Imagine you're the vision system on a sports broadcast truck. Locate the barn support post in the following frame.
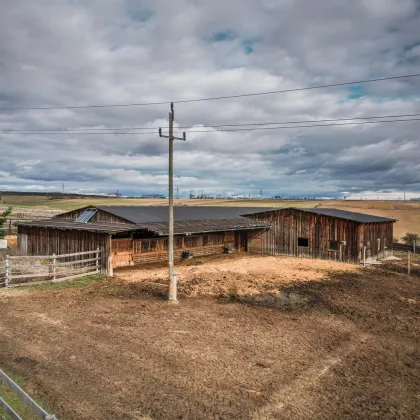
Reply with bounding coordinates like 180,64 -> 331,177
52,253 -> 56,282
96,246 -> 100,273
363,246 -> 366,266
107,255 -> 114,276
408,252 -> 411,275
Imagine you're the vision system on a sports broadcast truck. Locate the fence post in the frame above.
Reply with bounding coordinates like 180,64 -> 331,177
52,253 -> 56,282
108,255 -> 113,276
363,246 -> 366,266
5,256 -> 10,287
96,246 -> 100,273
8,219 -> 12,235
408,251 -> 411,275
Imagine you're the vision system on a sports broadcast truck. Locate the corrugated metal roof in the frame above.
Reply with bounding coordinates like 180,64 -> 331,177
139,218 -> 270,236
289,207 -> 396,223
17,217 -> 270,235
95,205 -> 277,223
16,219 -> 136,233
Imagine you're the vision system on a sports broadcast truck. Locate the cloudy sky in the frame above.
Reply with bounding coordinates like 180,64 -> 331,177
1,0 -> 420,198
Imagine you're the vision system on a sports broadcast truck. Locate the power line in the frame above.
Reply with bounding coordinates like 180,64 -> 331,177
0,131 -> 158,135
2,117 -> 420,134
0,73 -> 419,111
179,112 -> 420,129
2,112 -> 420,132
184,117 -> 420,132
175,73 -> 420,104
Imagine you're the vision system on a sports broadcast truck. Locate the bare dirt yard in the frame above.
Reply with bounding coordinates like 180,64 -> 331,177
0,254 -> 419,419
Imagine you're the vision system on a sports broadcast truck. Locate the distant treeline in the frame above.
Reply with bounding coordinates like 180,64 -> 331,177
0,191 -> 167,199
0,191 -> 110,199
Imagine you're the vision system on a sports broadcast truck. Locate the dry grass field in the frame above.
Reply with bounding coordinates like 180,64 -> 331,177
0,254 -> 419,419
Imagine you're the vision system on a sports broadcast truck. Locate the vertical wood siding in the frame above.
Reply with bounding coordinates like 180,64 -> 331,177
55,208 -> 134,224
17,226 -> 111,269
360,222 -> 394,260
245,208 -> 386,263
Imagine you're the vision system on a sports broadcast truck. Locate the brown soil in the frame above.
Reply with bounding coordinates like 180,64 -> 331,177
0,255 -> 419,419
117,253 -> 358,298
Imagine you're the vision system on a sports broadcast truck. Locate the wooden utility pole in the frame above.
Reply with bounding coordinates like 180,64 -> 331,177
159,103 -> 186,303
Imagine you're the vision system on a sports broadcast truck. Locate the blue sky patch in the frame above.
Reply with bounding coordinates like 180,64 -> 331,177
347,85 -> 365,99
404,41 -> 420,52
242,37 -> 261,54
210,30 -> 237,42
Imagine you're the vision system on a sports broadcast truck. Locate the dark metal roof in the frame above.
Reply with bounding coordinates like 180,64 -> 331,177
139,218 -> 270,236
16,219 -> 136,234
95,205 -> 277,223
17,217 -> 269,235
290,207 -> 397,223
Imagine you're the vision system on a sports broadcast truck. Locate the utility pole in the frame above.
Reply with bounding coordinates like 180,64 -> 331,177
159,103 -> 186,303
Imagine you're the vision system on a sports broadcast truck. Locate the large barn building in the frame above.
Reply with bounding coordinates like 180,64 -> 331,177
17,206 -> 396,271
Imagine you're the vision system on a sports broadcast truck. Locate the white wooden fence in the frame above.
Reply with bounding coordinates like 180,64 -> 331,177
0,248 -> 101,288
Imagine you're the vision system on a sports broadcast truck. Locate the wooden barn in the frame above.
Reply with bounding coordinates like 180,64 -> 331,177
17,206 -> 396,271
16,206 -> 273,271
246,207 -> 396,263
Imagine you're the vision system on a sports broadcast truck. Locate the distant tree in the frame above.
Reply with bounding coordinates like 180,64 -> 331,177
0,207 -> 12,239
401,233 -> 420,245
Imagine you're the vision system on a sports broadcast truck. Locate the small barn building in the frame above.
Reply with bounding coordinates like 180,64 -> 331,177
246,207 -> 396,262
17,206 -> 396,271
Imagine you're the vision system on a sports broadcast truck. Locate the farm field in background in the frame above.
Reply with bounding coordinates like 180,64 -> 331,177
2,195 -> 419,239
0,254 -> 418,419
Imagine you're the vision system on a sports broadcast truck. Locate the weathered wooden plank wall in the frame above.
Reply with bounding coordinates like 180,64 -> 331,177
17,226 -> 110,270
246,209 -> 362,262
56,208 -> 134,224
360,222 -> 394,260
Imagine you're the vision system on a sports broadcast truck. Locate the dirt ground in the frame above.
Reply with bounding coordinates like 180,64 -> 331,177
0,255 -> 419,419
117,254 -> 358,298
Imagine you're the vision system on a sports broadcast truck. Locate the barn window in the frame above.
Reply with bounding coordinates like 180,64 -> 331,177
329,240 -> 340,251
298,237 -> 309,247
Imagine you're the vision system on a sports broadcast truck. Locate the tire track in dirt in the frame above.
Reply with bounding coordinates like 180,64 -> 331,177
251,333 -> 370,419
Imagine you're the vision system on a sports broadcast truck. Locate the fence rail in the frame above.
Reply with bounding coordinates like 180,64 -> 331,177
1,249 -> 101,288
0,368 -> 57,419
393,242 -> 419,253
